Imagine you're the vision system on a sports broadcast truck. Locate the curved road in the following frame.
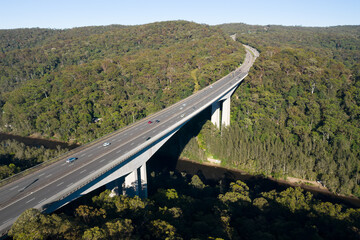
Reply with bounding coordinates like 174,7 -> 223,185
0,45 -> 258,236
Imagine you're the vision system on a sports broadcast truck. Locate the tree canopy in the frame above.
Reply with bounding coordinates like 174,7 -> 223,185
0,21 -> 245,142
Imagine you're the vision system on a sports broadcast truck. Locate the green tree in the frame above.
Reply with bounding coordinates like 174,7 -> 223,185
105,219 -> 134,240
82,226 -> 107,240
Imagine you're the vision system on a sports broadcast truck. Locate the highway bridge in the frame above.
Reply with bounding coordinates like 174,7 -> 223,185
0,45 -> 258,236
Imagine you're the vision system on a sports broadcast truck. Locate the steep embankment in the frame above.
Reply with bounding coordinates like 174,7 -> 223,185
180,24 -> 360,196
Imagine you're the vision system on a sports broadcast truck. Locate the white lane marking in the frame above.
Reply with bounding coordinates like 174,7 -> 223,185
45,174 -> 52,178
80,170 -> 87,174
26,197 -> 35,204
116,149 -> 122,153
140,127 -> 144,130
135,127 -> 138,130
2,218 -> 13,225
80,153 -> 86,157
61,162 -> 67,166
57,182 -> 64,186
130,133 -> 133,136
97,145 -> 102,149
88,153 -> 93,157
130,142 -> 134,146
116,139 -> 122,142
66,183 -> 73,188
152,130 -> 156,133
142,136 -> 146,138
38,173 -> 45,177
10,185 -> 19,191
89,170 -> 95,174
0,190 -> 33,211
38,198 -> 47,204
124,133 -> 127,135
99,159 -> 106,163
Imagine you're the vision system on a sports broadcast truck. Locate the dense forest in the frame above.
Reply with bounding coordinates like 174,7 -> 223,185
0,139 -> 68,180
0,21 -> 245,142
180,24 -> 360,196
9,170 -> 360,239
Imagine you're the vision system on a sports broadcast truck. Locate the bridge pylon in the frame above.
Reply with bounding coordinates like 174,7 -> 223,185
211,85 -> 238,129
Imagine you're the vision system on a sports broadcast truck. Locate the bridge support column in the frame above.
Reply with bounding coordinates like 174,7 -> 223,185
211,101 -> 221,128
139,163 -> 148,198
221,97 -> 231,127
122,162 -> 147,198
217,85 -> 239,129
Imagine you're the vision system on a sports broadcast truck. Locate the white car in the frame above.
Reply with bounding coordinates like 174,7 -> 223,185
103,142 -> 110,147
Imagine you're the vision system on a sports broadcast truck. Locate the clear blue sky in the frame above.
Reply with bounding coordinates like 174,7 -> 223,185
1,0 -> 359,29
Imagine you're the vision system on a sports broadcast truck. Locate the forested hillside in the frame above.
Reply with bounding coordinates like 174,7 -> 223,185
180,24 -> 360,196
0,21 -> 245,142
218,23 -> 360,65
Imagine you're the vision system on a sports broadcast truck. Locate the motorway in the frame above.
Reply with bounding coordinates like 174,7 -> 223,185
0,45 -> 258,235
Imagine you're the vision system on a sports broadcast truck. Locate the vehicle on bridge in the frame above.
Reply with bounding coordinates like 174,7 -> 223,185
66,157 -> 77,163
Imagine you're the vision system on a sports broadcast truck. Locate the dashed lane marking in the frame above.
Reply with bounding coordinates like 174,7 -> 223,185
26,197 -> 35,204
10,185 -> 19,191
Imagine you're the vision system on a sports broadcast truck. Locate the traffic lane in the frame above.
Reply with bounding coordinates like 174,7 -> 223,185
0,157 -> 82,205
1,134 -> 135,211
0,145 -> 125,219
0,116 -> 161,205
